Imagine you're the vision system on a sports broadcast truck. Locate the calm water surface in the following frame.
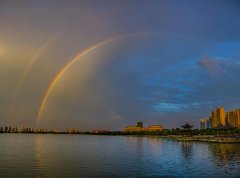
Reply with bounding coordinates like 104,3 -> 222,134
0,134 -> 240,178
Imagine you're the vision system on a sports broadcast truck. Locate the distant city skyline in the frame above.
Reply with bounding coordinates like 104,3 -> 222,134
200,106 -> 240,129
1,0 -> 240,130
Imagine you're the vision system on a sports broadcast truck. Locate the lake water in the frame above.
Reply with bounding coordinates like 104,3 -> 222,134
0,134 -> 240,178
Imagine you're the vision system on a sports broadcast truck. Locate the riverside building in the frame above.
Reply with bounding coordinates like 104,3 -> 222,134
123,122 -> 144,132
123,122 -> 164,132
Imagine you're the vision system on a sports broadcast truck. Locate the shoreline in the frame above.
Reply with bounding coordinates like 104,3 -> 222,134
1,132 -> 240,143
171,135 -> 240,143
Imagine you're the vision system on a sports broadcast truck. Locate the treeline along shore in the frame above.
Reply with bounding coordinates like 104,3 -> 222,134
1,126 -> 240,143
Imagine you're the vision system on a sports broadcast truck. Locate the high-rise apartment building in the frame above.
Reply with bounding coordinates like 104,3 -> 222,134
217,106 -> 225,126
200,119 -> 205,129
225,108 -> 240,128
235,109 -> 240,128
211,106 -> 225,128
206,117 -> 212,129
200,107 -> 240,129
226,110 -> 236,127
211,110 -> 218,128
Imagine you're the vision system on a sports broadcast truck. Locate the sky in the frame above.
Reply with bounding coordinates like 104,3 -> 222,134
1,0 -> 240,130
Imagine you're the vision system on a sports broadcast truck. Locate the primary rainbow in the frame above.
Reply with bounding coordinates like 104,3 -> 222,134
36,32 -> 166,123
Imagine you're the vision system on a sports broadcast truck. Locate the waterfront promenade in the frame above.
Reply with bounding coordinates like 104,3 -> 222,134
172,135 -> 240,143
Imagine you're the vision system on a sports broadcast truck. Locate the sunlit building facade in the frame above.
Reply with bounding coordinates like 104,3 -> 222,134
200,106 -> 240,129
226,110 -> 236,127
217,106 -> 225,126
146,125 -> 164,131
225,108 -> 240,128
123,122 -> 164,132
235,109 -> 240,128
211,110 -> 218,128
211,106 -> 225,128
123,122 -> 144,132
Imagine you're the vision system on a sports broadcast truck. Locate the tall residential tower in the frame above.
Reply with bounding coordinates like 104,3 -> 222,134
211,106 -> 225,128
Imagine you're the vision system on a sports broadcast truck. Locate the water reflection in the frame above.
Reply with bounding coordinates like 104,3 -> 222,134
208,144 -> 240,165
35,135 -> 51,177
181,142 -> 193,161
147,137 -> 162,155
1,135 -> 240,177
136,137 -> 143,159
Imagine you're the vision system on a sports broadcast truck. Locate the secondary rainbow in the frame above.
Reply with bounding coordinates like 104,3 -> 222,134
9,32 -> 63,120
